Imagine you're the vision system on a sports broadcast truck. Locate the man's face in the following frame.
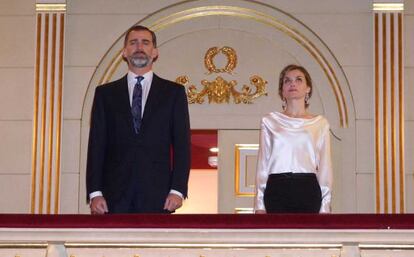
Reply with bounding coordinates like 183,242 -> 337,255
122,30 -> 158,68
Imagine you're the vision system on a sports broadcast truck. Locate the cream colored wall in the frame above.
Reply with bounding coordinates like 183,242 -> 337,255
405,0 -> 414,213
0,0 -> 412,214
0,0 -> 35,212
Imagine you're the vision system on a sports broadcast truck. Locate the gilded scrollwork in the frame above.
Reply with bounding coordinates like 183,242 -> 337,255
176,46 -> 267,104
176,75 -> 207,104
232,75 -> 268,104
202,76 -> 237,104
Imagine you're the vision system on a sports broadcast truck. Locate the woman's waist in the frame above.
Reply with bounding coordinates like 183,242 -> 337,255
268,172 -> 316,178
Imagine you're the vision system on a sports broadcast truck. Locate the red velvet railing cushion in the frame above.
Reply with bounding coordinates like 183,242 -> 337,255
0,214 -> 414,229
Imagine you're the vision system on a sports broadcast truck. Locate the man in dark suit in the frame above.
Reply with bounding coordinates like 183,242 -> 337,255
86,25 -> 191,214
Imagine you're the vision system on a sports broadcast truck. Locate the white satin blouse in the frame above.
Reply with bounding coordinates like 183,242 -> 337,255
254,111 -> 333,213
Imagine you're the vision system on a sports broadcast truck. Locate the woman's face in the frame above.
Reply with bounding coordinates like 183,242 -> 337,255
282,69 -> 310,101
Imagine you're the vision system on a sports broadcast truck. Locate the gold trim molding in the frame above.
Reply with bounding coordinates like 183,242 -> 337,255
359,244 -> 414,250
31,11 -> 65,214
181,75 -> 268,104
3,242 -> 414,250
64,242 -> 342,249
373,3 -> 404,11
36,3 -> 66,12
204,46 -> 237,74
0,243 -> 47,248
234,144 -> 258,197
234,207 -> 254,214
176,46 -> 268,104
2,241 -> 414,250
374,10 -> 405,213
97,5 -> 349,127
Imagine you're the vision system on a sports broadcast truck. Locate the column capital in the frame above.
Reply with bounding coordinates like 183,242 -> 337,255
373,1 -> 404,11
36,0 -> 66,12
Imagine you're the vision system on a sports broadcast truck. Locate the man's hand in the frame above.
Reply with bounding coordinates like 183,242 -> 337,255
163,193 -> 183,212
255,209 -> 266,214
90,196 -> 108,214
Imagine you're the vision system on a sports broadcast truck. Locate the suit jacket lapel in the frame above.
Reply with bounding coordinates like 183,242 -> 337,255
114,75 -> 135,134
141,74 -> 163,130
118,75 -> 131,112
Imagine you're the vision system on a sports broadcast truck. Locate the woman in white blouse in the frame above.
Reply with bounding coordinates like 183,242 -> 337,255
255,64 -> 333,214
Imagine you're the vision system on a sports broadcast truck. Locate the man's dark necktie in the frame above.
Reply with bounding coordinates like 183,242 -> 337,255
131,76 -> 144,134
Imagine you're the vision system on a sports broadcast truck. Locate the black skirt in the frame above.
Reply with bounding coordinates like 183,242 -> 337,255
264,172 -> 322,213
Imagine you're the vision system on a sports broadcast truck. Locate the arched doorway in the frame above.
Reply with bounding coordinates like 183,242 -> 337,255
79,0 -> 355,213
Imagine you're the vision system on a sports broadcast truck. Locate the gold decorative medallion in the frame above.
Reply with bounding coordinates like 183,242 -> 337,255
176,46 -> 267,104
204,46 -> 237,74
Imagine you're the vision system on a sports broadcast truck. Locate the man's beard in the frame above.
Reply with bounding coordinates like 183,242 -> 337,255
129,52 -> 152,68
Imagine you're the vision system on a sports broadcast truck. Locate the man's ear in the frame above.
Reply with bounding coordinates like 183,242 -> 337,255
152,48 -> 159,62
152,48 -> 159,58
121,48 -> 128,62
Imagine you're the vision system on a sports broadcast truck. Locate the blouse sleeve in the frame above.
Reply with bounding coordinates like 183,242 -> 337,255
316,122 -> 333,213
254,118 -> 271,211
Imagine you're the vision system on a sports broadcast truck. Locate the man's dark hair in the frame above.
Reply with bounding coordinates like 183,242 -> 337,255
124,25 -> 157,48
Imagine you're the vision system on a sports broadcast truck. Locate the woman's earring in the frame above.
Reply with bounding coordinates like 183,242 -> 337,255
282,98 -> 287,110
305,93 -> 310,105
